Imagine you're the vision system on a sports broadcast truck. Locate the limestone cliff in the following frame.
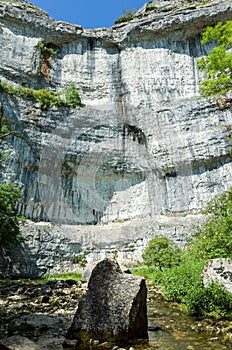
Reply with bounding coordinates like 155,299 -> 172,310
0,0 -> 232,272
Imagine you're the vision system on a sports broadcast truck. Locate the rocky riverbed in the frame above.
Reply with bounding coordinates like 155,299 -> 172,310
0,279 -> 85,349
0,280 -> 232,350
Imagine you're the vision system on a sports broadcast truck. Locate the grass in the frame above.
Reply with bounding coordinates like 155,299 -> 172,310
44,272 -> 82,282
0,273 -> 82,286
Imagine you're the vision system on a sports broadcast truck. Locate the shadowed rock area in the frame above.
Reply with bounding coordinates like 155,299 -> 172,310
65,259 -> 148,347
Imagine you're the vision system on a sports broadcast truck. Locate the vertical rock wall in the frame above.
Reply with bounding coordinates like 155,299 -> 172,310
0,0 -> 232,271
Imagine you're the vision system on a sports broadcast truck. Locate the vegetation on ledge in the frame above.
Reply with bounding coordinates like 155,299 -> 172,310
0,81 -> 82,110
114,9 -> 136,25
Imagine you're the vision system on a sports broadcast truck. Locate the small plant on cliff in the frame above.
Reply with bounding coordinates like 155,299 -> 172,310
114,9 -> 136,25
198,20 -> 232,97
65,82 -> 82,108
39,42 -> 58,79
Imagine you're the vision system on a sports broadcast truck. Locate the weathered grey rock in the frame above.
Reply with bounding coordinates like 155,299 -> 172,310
0,0 -> 232,225
0,336 -> 39,350
66,259 -> 148,346
203,258 -> 232,293
82,259 -> 130,283
0,0 -> 232,274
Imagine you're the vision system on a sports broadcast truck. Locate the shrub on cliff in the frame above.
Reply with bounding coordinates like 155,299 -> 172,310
65,82 -> 81,108
198,20 -> 232,96
114,9 -> 136,24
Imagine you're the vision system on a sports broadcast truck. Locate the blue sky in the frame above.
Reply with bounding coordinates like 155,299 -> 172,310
31,1 -> 146,28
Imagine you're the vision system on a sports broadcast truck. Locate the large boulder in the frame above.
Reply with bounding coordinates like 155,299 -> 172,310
203,258 -> 232,293
66,258 -> 148,346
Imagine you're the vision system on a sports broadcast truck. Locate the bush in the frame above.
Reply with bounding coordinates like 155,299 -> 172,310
0,184 -> 22,247
141,188 -> 232,318
163,260 -> 205,303
65,82 -> 81,108
142,236 -> 182,271
190,187 -> 232,259
131,265 -> 164,284
184,282 -> 232,316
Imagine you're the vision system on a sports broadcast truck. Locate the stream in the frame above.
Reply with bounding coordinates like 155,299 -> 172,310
136,289 -> 230,350
0,281 -> 231,349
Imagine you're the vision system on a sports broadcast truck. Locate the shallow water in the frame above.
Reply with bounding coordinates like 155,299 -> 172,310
134,292 -> 230,350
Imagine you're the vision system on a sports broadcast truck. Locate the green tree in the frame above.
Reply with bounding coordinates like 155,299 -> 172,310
0,183 -> 22,247
190,187 -> 232,259
0,106 -> 22,248
198,21 -> 232,96
142,236 -> 182,271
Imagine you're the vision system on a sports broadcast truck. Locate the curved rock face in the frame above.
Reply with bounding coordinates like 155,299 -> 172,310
0,1 -> 232,226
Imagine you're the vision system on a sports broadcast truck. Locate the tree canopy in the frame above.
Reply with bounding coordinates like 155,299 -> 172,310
0,105 -> 22,248
198,20 -> 232,97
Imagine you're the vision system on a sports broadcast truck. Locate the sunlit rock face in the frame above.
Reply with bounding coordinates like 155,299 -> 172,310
0,0 -> 232,228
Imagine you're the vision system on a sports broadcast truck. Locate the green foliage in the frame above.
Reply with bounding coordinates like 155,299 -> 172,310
72,252 -> 86,266
146,5 -> 157,12
132,265 -> 164,285
198,21 -> 232,97
0,81 -> 82,110
190,187 -> 232,259
114,9 -> 136,25
139,187 -> 232,317
163,259 -> 205,304
65,82 -> 82,108
0,115 -> 13,139
0,183 -> 22,247
184,282 -> 232,316
142,236 -> 182,271
39,42 -> 57,59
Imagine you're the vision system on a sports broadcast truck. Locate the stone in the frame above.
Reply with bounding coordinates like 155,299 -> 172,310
66,259 -> 148,346
62,339 -> 78,348
38,295 -> 50,304
82,260 -> 131,284
0,336 -> 39,350
203,258 -> 232,293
